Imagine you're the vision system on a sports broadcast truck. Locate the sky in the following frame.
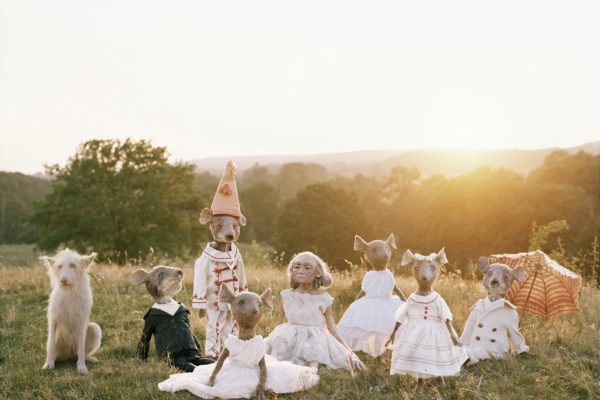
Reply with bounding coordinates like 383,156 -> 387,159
1,0 -> 599,174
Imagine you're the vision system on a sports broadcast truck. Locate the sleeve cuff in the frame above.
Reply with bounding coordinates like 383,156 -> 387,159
192,302 -> 207,309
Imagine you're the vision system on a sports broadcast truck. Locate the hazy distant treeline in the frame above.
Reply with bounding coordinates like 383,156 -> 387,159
232,150 -> 599,277
1,140 -> 598,280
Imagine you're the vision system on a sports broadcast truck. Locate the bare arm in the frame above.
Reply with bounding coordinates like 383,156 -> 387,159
324,305 -> 351,350
355,290 -> 365,300
445,320 -> 462,346
255,357 -> 268,400
393,285 -> 407,301
207,348 -> 229,386
324,305 -> 367,371
385,322 -> 401,347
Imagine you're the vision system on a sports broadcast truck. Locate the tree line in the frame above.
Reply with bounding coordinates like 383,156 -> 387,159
1,139 -> 598,280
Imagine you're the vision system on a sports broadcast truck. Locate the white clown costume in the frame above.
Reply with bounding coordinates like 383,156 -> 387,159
192,243 -> 247,357
158,335 -> 319,399
460,297 -> 529,364
192,160 -> 248,358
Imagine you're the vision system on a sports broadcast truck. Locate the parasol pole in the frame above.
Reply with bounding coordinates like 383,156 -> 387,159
519,264 -> 539,328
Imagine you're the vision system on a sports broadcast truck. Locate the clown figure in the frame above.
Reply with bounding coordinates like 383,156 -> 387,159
192,160 -> 248,358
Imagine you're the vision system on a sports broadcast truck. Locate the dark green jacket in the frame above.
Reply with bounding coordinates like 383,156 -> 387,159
136,304 -> 200,359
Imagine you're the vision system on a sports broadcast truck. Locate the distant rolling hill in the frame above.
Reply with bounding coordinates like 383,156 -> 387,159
190,141 -> 600,177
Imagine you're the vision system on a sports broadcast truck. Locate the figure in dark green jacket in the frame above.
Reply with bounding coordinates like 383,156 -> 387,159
131,266 -> 214,372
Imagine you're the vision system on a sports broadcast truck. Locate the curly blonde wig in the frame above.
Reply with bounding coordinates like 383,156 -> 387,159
287,251 -> 333,289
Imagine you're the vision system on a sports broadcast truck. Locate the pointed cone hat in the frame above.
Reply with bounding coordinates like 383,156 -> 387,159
211,160 -> 243,218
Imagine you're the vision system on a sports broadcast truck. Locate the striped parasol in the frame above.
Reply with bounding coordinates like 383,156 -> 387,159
490,250 -> 582,321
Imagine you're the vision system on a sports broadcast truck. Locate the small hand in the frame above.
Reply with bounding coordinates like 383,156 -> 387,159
350,354 -> 367,372
198,309 -> 206,318
207,374 -> 216,387
385,335 -> 394,347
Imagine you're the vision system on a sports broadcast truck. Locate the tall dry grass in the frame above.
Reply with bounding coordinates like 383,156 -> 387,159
0,253 -> 598,399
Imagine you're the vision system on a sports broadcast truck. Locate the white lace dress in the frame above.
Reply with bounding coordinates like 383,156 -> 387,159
390,292 -> 468,379
158,335 -> 319,399
265,290 -> 352,369
338,269 -> 404,356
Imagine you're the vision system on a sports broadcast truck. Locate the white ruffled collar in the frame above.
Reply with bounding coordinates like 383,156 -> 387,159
202,242 -> 239,265
151,299 -> 180,316
410,291 -> 439,302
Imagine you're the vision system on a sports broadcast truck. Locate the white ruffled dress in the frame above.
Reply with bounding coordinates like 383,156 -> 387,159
390,292 -> 468,379
265,289 -> 352,369
338,269 -> 404,357
158,335 -> 319,399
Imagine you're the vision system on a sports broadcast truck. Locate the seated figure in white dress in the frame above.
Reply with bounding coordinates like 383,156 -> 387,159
338,234 -> 406,357
265,251 -> 367,372
387,248 -> 468,386
158,285 -> 319,399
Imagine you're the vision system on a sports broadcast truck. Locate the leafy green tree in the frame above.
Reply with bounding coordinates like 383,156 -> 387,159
274,183 -> 369,268
0,172 -> 51,243
239,180 -> 282,244
241,163 -> 273,187
30,139 -> 208,264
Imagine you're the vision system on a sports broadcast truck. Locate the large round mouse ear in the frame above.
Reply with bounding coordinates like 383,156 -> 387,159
512,265 -> 527,283
435,248 -> 448,266
477,256 -> 491,273
219,284 -> 236,304
401,249 -> 415,266
386,233 -> 397,250
354,235 -> 368,252
260,288 -> 273,310
199,208 -> 213,225
130,269 -> 149,285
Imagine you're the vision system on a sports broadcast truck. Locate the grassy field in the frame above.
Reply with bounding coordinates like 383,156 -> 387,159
0,245 -> 599,400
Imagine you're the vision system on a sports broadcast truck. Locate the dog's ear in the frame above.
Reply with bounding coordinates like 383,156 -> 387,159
260,288 -> 273,310
238,214 -> 247,227
219,284 -> 236,304
80,253 -> 97,269
199,208 -> 213,225
130,269 -> 149,285
39,256 -> 55,268
354,235 -> 368,252
386,233 -> 397,250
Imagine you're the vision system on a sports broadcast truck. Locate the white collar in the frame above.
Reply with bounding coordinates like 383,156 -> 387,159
410,291 -> 438,302
476,297 -> 516,314
203,242 -> 239,265
152,299 -> 180,316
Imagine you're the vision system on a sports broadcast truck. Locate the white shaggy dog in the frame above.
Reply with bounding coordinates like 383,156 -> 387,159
40,249 -> 102,373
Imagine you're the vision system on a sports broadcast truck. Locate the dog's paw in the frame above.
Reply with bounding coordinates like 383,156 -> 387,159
86,356 -> 98,363
42,361 -> 55,370
77,362 -> 89,374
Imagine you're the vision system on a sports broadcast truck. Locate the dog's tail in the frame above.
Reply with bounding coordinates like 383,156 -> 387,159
86,322 -> 102,356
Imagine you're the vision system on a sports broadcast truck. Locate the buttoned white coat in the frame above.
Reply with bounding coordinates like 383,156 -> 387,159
460,297 -> 529,364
